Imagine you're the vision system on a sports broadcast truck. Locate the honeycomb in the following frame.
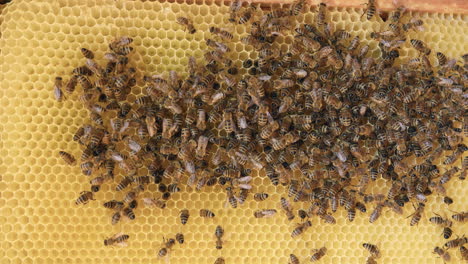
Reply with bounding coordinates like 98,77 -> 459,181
1,0 -> 467,263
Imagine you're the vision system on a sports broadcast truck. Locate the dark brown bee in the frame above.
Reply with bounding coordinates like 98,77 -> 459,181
364,0 -> 376,20
362,243 -> 380,258
390,5 -> 405,22
65,75 -> 78,94
410,39 -> 431,55
122,207 -> 135,220
290,0 -> 305,16
75,191 -> 94,205
461,246 -> 468,261
409,203 -> 425,226
72,65 -> 93,76
433,246 -> 450,262
177,17 -> 196,34
254,192 -> 269,201
281,197 -> 295,221
111,211 -> 121,225
142,198 -> 166,209
291,220 -> 312,238
215,225 -> 224,249
452,211 -> 468,222
175,233 -> 184,244
116,176 -> 133,191
214,257 -> 225,264
316,3 -> 327,26
369,202 -> 384,223
289,253 -> 300,264
254,209 -> 277,218
366,256 -> 377,264
429,214 -> 452,227
53,77 -> 65,102
442,227 -> 453,239
445,237 -> 468,248
210,27 -> 233,40
226,187 -> 237,208
80,48 -> 94,59
310,247 -> 327,262
238,6 -> 255,24
200,209 -> 215,218
59,151 -> 76,165
104,233 -> 129,247
158,238 -> 176,258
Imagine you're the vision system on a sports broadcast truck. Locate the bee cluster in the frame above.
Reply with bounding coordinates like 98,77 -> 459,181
54,0 -> 467,262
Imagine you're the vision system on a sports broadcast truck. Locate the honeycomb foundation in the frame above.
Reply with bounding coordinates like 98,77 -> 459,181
0,0 -> 467,263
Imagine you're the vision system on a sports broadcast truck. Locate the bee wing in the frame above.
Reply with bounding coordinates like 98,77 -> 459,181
112,232 -> 126,239
115,241 -> 128,247
54,86 -> 65,101
238,184 -> 252,190
111,152 -> 124,162
143,198 -> 157,207
238,176 -> 252,183
120,120 -> 130,134
128,139 -> 142,152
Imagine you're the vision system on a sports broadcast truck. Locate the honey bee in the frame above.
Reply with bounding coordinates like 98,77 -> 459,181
65,75 -> 78,94
158,237 -> 176,257
280,197 -> 295,221
452,211 -> 468,222
291,0 -> 305,16
225,187 -> 237,208
429,214 -> 453,227
175,233 -> 184,244
221,110 -> 236,133
195,135 -> 209,160
111,211 -> 121,225
410,39 -> 431,55
254,209 -> 278,218
291,220 -> 312,238
115,176 -> 133,191
433,246 -> 450,262
122,206 -> 135,220
254,193 -> 269,201
402,18 -> 424,32
214,257 -> 225,264
180,209 -> 189,225
75,191 -> 94,205
228,0 -> 241,21
320,213 -> 337,224
442,227 -> 453,239
59,151 -> 76,165
461,246 -> 468,261
103,200 -> 124,210
366,256 -> 377,264
238,5 -> 256,24
112,36 -> 133,46
445,237 -> 468,249
215,225 -> 224,249
200,209 -> 215,218
289,253 -> 300,264
409,202 -> 425,226
369,202 -> 384,223
53,77 -> 65,102
210,27 -> 233,40
177,17 -> 196,34
443,196 -> 453,205
316,3 -> 327,25
104,233 -> 129,247
310,247 -> 327,262
362,243 -> 380,258
273,79 -> 294,89
142,198 -> 166,209
279,96 -> 293,114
